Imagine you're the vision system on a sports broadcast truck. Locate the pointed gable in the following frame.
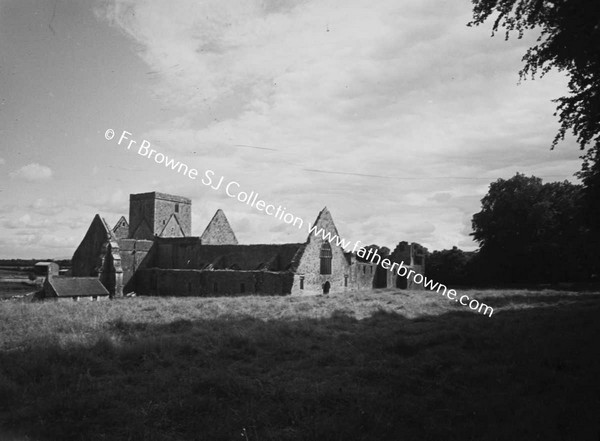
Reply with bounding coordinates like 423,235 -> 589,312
305,207 -> 341,244
200,209 -> 238,245
132,218 -> 154,240
295,207 -> 350,292
159,213 -> 185,238
72,215 -> 112,276
71,214 -> 123,296
112,216 -> 129,239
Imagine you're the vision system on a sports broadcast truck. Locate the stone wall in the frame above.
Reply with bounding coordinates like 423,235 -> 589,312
350,261 -> 376,290
134,268 -> 293,296
386,267 -> 425,290
72,214 -> 123,296
129,192 -> 191,240
155,237 -> 201,268
129,194 -> 155,240
118,239 -> 155,290
155,195 -> 191,237
293,208 -> 351,295
112,217 -> 129,239
200,209 -> 238,245
386,241 -> 426,290
154,238 -> 302,272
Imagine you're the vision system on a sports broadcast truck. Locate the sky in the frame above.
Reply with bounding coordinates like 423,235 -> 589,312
0,0 -> 584,259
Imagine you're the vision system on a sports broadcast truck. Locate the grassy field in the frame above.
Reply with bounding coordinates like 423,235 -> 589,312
0,289 -> 599,441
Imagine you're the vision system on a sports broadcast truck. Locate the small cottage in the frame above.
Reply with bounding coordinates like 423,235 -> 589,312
43,276 -> 110,301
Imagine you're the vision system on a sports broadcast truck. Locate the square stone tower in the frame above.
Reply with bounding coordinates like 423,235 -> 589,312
128,192 -> 191,240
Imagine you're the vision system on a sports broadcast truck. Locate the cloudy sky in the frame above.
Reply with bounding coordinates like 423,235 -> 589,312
0,0 -> 583,259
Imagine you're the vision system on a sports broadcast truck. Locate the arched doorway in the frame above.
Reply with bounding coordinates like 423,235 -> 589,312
322,281 -> 331,294
396,275 -> 407,289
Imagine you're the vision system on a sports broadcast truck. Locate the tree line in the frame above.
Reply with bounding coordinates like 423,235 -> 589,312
446,0 -> 600,281
424,1 -> 600,287
426,173 -> 598,286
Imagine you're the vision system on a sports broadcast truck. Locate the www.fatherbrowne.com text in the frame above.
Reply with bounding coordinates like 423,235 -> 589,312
104,129 -> 493,317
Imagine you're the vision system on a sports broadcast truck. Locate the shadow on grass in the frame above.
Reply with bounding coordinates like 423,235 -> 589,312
477,292 -> 600,308
1,301 -> 600,441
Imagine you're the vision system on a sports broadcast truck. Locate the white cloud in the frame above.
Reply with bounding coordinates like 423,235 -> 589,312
3,214 -> 52,230
0,157 -> 5,165
9,163 -> 53,181
86,188 -> 129,215
28,198 -> 72,216
95,0 -> 583,251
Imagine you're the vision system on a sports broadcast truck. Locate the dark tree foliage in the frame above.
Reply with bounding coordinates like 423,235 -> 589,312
471,173 -> 591,283
470,0 -> 600,151
470,0 -> 600,275
426,247 -> 473,286
578,147 -> 600,269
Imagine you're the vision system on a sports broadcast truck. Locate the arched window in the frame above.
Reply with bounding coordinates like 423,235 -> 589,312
320,242 -> 332,275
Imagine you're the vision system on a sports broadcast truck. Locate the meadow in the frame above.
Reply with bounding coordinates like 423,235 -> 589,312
0,288 -> 599,441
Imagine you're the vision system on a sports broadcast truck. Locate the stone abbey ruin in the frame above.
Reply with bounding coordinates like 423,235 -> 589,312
69,191 -> 425,297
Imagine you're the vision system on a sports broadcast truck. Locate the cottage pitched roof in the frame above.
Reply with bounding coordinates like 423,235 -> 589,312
46,277 -> 109,297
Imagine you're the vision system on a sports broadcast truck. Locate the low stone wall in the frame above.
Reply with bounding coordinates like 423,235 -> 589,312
134,269 -> 294,296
